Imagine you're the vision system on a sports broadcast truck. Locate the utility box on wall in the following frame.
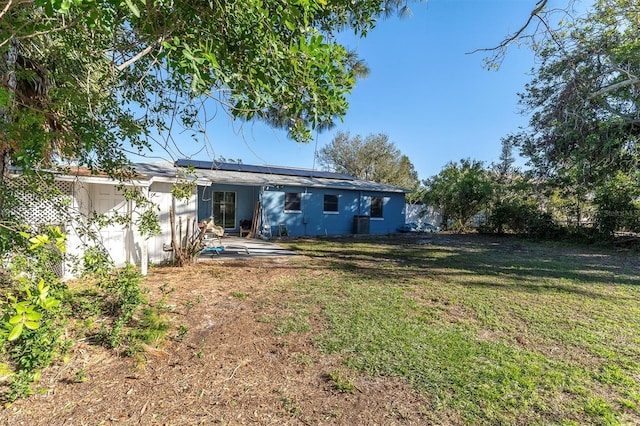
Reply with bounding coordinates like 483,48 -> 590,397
353,215 -> 370,234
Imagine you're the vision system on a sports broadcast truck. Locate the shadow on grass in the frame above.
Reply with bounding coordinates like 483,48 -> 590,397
284,234 -> 640,297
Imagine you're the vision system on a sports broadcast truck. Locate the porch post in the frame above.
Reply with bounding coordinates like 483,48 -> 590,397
140,186 -> 149,276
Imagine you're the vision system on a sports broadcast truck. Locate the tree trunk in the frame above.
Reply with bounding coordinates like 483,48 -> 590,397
0,38 -> 18,179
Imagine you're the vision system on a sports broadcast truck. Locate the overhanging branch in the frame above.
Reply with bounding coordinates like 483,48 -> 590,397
116,38 -> 163,71
467,0 -> 548,56
590,77 -> 640,99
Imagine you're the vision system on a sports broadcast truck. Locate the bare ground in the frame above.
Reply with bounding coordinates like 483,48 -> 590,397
1,254 -> 436,425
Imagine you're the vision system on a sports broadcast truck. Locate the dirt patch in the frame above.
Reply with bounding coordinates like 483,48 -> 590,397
1,256 -> 437,425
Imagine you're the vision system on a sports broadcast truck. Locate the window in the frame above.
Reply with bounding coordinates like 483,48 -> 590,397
370,196 -> 384,218
284,192 -> 301,212
323,194 -> 338,213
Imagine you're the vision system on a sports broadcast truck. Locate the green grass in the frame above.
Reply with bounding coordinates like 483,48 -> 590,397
326,369 -> 356,393
280,235 -> 640,425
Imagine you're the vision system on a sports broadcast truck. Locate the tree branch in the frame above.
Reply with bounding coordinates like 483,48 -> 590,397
590,77 -> 640,99
0,0 -> 14,21
0,0 -> 35,20
116,38 -> 163,71
0,21 -> 76,49
467,0 -> 548,56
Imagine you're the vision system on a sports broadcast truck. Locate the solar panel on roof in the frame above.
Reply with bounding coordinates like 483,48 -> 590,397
174,159 -> 355,180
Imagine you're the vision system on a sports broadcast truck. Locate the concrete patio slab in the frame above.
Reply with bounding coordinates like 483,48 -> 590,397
199,236 -> 297,259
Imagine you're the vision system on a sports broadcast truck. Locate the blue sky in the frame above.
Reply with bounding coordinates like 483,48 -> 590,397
144,1 -> 571,180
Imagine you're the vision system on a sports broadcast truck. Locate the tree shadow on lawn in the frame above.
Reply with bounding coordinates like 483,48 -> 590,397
287,234 -> 640,297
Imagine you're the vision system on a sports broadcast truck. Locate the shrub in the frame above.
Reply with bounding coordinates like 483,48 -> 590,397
0,227 -> 67,402
95,264 -> 147,349
484,199 -> 562,239
594,172 -> 640,237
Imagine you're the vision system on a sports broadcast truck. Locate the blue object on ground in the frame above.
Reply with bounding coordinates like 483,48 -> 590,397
203,246 -> 224,253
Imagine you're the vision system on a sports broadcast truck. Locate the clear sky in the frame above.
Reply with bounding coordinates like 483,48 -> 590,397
142,0 -> 572,181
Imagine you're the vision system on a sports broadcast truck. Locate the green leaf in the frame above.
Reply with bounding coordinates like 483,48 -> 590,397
8,323 -> 23,341
204,53 -> 219,69
25,311 -> 42,321
14,302 -> 28,314
29,234 -> 50,250
60,0 -> 72,12
183,49 -> 194,62
43,298 -> 61,309
9,315 -> 22,325
24,321 -> 41,330
124,0 -> 140,18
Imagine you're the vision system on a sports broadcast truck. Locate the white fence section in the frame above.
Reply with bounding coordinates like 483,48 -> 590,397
405,204 -> 443,227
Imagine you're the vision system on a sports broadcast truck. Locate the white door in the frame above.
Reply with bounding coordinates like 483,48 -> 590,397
92,184 -> 129,266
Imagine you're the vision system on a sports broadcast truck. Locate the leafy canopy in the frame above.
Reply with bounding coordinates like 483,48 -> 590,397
512,0 -> 639,184
422,159 -> 493,231
0,0 -> 420,176
317,131 -> 419,190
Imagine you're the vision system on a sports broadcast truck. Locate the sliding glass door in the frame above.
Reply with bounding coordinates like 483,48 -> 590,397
213,191 -> 236,229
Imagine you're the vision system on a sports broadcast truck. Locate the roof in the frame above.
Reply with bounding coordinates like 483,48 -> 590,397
8,165 -> 151,186
133,161 -> 411,194
174,159 -> 356,181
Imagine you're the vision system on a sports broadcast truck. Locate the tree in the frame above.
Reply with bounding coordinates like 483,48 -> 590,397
422,159 -> 493,231
0,5 -> 141,178
493,137 -> 516,180
0,0 -> 579,179
317,131 -> 419,189
509,0 -> 640,236
514,0 -> 640,180
0,0 -> 420,180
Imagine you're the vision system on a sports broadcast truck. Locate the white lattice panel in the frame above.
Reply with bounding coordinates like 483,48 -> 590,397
10,179 -> 73,227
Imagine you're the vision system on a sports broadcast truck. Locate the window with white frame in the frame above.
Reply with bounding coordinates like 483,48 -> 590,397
323,194 -> 338,213
284,192 -> 301,212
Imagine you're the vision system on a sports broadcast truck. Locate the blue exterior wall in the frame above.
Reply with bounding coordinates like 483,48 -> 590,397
197,183 -> 406,236
261,186 -> 406,236
197,184 -> 260,233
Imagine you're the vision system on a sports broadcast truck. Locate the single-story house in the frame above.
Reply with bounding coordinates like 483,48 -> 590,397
9,160 -> 410,277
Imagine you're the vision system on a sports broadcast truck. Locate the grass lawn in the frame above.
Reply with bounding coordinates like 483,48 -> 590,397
275,234 -> 640,425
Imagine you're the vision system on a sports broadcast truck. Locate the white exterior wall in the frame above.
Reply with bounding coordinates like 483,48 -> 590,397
147,182 -> 198,265
62,180 -> 92,280
65,179 -> 199,272
64,180 -> 151,275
